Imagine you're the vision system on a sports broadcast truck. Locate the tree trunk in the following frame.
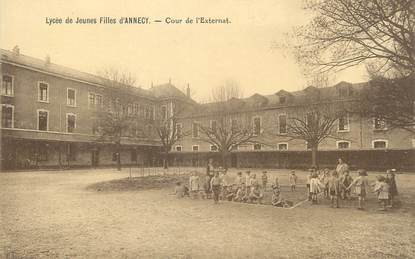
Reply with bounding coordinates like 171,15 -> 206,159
221,151 -> 228,169
163,152 -> 169,169
311,145 -> 318,169
116,143 -> 121,171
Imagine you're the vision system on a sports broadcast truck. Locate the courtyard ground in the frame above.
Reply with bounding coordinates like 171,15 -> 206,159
1,168 -> 414,258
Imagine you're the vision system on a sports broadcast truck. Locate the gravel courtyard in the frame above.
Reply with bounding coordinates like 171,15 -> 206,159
1,169 -> 414,258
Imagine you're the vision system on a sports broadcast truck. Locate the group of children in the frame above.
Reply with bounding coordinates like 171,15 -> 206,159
174,167 -> 399,211
306,168 -> 399,210
175,169 -> 295,207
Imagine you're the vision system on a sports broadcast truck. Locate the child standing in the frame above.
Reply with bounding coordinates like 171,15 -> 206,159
347,169 -> 370,210
235,172 -> 244,188
340,171 -> 353,200
374,176 -> 390,211
189,171 -> 200,199
309,173 -> 323,204
245,171 -> 251,194
386,170 -> 398,208
306,169 -> 313,201
289,171 -> 298,192
261,171 -> 268,191
210,172 -> 222,204
327,171 -> 343,208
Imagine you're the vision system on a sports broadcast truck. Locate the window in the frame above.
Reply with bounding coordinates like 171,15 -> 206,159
176,123 -> 182,138
278,114 -> 287,134
67,144 -> 77,161
278,143 -> 288,150
175,146 -> 182,152
149,106 -> 155,120
133,103 -> 139,115
38,82 -> 49,102
161,105 -> 167,120
210,120 -> 217,133
1,104 -> 14,128
339,87 -> 349,97
338,114 -> 349,132
92,121 -> 99,135
337,141 -> 350,149
253,117 -> 261,135
96,94 -> 103,107
192,122 -> 199,138
66,113 -> 76,133
112,152 -> 118,161
88,93 -> 96,107
279,96 -> 286,104
67,88 -> 76,107
192,145 -> 199,152
2,75 -> 14,96
131,149 -> 137,162
210,145 -> 218,151
37,110 -> 49,131
253,144 -> 262,150
372,140 -> 388,149
374,117 -> 387,130
127,104 -> 133,115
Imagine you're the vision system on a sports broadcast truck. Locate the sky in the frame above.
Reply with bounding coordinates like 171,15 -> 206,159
0,0 -> 368,101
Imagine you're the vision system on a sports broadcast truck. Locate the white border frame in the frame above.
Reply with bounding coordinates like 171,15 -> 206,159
37,109 -> 49,131
1,74 -> 14,97
66,88 -> 77,107
336,140 -> 351,149
37,81 -> 49,103
1,104 -> 14,128
66,113 -> 77,133
372,139 -> 388,149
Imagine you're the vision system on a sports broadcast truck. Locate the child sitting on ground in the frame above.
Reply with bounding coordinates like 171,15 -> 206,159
261,171 -> 268,191
234,183 -> 247,202
174,182 -> 186,198
374,176 -> 390,211
248,184 -> 263,204
225,185 -> 236,201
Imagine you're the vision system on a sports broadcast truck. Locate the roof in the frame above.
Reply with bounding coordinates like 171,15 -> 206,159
0,48 -> 155,99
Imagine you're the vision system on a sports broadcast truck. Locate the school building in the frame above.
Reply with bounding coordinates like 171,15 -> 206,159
1,47 -> 414,171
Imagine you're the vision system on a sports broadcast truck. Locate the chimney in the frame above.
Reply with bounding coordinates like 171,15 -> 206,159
186,83 -> 190,98
45,55 -> 51,65
12,45 -> 20,55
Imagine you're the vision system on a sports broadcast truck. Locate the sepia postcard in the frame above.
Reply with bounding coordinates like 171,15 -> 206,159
0,0 -> 414,258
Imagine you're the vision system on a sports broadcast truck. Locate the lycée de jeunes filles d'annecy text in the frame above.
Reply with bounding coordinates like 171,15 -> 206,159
45,17 -> 231,25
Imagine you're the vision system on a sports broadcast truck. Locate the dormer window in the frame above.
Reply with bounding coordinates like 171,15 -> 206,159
279,96 -> 286,104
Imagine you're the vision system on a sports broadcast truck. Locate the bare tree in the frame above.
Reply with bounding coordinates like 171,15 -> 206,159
292,0 -> 414,76
282,103 -> 344,168
94,108 -> 132,171
306,72 -> 335,88
198,81 -> 257,168
98,67 -> 138,87
155,106 -> 190,169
